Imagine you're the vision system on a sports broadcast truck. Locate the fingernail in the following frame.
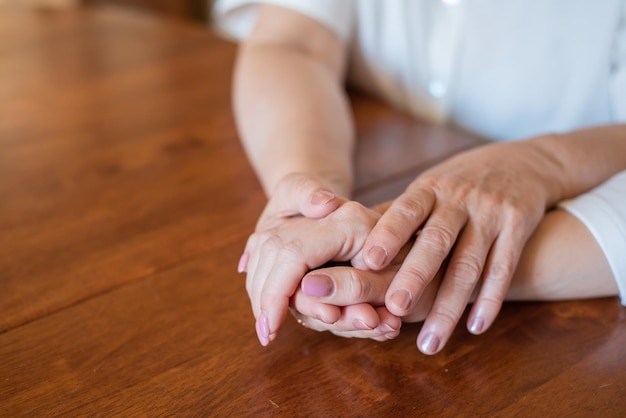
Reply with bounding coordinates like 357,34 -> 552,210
318,314 -> 333,324
256,311 -> 270,346
379,323 -> 395,333
353,319 -> 373,330
302,274 -> 333,297
390,289 -> 412,311
311,190 -> 335,206
419,333 -> 440,355
469,317 -> 485,334
385,331 -> 398,340
237,252 -> 249,273
365,245 -> 387,268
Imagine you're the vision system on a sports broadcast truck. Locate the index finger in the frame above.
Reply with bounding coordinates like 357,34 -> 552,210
359,186 -> 435,270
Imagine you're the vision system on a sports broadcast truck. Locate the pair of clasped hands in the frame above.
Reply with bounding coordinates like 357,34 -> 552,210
239,142 -> 554,354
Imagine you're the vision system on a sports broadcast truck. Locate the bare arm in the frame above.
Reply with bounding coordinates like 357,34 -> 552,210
234,5 -> 360,346
531,125 -> 626,205
507,208 -> 617,301
234,4 -> 354,197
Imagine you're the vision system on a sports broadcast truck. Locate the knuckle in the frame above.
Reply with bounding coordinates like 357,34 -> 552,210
477,293 -> 505,313
398,265 -> 430,289
393,194 -> 427,224
374,223 -> 406,247
479,191 -> 505,209
449,255 -> 483,286
336,200 -> 366,218
335,201 -> 376,230
487,259 -> 514,283
278,239 -> 304,262
418,175 -> 441,191
474,209 -> 497,231
505,202 -> 527,222
260,233 -> 283,253
346,269 -> 371,301
420,225 -> 455,252
433,303 -> 461,329
455,181 -> 474,199
498,198 -> 531,226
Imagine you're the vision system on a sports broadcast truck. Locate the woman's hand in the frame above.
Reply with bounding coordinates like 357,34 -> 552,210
239,173 -> 343,273
356,140 -> 564,354
243,175 -> 380,346
289,241 -> 441,341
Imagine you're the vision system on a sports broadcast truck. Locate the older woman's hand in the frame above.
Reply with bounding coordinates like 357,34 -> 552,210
355,140 -> 563,354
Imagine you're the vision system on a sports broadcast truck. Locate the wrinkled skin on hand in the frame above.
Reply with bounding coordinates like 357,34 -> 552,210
354,140 -> 560,354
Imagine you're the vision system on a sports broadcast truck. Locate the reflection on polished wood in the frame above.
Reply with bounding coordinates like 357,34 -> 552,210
1,5 -> 625,417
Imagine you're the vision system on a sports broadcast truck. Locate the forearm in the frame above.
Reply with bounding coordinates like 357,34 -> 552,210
509,125 -> 626,300
507,208 -> 618,301
234,12 -> 354,197
529,124 -> 626,206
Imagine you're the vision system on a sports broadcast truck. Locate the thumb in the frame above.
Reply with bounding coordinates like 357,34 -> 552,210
258,174 -> 343,229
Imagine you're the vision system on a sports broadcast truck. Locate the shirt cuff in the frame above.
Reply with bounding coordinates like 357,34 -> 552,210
558,170 -> 626,305
212,0 -> 354,43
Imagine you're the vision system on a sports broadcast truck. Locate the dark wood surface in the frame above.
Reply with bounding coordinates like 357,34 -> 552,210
83,0 -> 209,21
1,5 -> 624,417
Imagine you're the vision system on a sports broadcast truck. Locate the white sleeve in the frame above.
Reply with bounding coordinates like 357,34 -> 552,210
558,170 -> 626,305
212,0 -> 354,43
609,1 -> 626,122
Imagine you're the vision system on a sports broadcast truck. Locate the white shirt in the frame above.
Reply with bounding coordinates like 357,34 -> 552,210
213,0 -> 626,303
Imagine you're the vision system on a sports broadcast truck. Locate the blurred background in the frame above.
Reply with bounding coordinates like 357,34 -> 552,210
0,0 -> 214,21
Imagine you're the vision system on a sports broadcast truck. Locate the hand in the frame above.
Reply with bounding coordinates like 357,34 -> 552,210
242,175 -> 379,346
355,140 -> 561,354
289,241 -> 441,341
238,173 -> 343,274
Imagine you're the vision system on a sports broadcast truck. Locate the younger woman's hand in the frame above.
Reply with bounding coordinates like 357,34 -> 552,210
243,182 -> 380,346
240,174 -> 343,273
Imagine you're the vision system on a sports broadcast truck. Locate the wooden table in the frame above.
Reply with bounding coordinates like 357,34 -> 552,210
1,5 -> 625,417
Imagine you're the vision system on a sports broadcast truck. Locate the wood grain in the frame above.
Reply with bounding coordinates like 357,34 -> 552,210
0,5 -> 624,417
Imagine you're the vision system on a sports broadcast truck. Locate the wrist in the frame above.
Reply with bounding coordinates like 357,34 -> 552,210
524,135 -> 568,207
526,126 -> 626,205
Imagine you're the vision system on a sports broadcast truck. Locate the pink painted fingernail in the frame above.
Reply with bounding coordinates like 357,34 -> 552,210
302,274 -> 333,297
366,245 -> 387,268
256,311 -> 270,346
390,289 -> 412,311
237,252 -> 249,273
310,190 -> 335,206
419,333 -> 440,355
